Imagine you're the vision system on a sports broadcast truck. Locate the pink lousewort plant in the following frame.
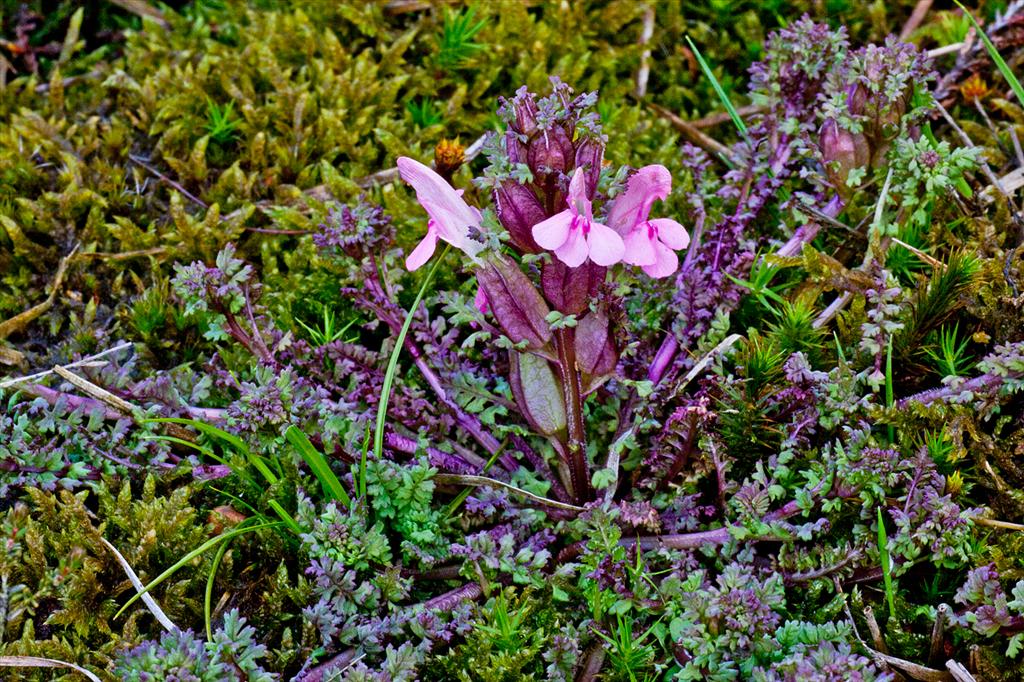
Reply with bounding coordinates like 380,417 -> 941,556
395,79 -> 692,503
607,164 -> 691,278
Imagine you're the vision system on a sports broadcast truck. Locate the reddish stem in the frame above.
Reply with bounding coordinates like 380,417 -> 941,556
555,327 -> 591,504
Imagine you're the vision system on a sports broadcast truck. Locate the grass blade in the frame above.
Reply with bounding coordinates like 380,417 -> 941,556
373,245 -> 450,463
360,422 -> 370,500
267,499 -> 302,534
99,537 -> 179,633
685,36 -> 751,144
877,507 -> 897,619
205,536 -> 234,641
144,417 -> 279,485
286,424 -> 352,508
0,656 -> 101,682
955,2 -> 1024,106
114,522 -> 283,621
886,339 -> 895,444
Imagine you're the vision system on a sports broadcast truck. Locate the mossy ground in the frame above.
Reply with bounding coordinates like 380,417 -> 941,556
3,1 -> 1024,680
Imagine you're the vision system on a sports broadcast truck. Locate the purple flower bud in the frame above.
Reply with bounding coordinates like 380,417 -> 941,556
541,259 -> 605,315
493,182 -> 545,253
476,255 -> 552,349
819,118 -> 870,195
510,85 -> 540,135
527,125 -> 574,180
574,138 -> 604,201
845,83 -> 868,117
505,129 -> 528,166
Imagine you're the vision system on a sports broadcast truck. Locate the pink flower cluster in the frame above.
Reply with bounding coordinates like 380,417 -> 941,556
397,158 -> 689,278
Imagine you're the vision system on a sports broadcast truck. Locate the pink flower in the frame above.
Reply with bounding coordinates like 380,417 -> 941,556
531,168 -> 625,268
397,157 -> 484,271
607,164 -> 690,278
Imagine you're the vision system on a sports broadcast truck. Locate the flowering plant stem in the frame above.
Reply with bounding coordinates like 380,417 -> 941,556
554,327 -> 591,503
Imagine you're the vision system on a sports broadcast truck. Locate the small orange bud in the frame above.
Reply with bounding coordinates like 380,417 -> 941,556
960,73 -> 990,102
433,139 -> 465,182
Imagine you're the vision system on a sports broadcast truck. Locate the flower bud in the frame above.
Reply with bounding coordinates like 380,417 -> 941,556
509,85 -> 540,136
494,182 -> 545,253
505,129 -> 528,166
527,126 -> 574,180
433,139 -> 464,183
574,310 -> 617,392
541,259 -> 605,315
574,138 -> 604,201
819,118 -> 870,196
845,83 -> 868,117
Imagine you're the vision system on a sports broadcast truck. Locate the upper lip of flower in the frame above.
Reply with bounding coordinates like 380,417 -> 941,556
397,156 -> 484,270
606,165 -> 690,278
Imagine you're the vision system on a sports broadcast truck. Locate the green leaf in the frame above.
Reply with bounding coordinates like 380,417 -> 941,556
685,35 -> 750,145
285,425 -> 352,508
877,507 -> 896,620
144,417 -> 279,486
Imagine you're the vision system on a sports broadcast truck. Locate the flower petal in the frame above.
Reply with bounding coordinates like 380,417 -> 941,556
532,210 -> 574,251
586,221 -> 625,266
398,156 -> 482,256
566,167 -> 588,208
621,226 -> 657,266
606,164 -> 672,235
649,218 -> 690,250
554,225 -> 589,268
641,239 -> 679,279
405,228 -> 439,271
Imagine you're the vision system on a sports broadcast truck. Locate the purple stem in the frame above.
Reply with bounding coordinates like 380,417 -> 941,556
384,431 -> 483,474
421,582 -> 483,611
19,384 -> 124,420
647,334 -> 679,384
896,373 -> 1004,409
397,322 -> 511,470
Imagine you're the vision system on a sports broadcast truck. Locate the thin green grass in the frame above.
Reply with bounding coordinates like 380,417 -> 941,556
955,2 -> 1024,105
685,36 -> 751,145
115,521 -> 284,621
877,507 -> 897,619
373,245 -> 450,463
285,425 -> 351,508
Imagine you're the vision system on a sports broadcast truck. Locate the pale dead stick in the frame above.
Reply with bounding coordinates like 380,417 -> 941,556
0,656 -> 101,682
900,0 -> 934,42
99,537 -> 179,633
0,341 -> 133,390
634,5 -> 655,98
52,365 -> 143,420
434,474 -> 586,513
646,101 -> 732,160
